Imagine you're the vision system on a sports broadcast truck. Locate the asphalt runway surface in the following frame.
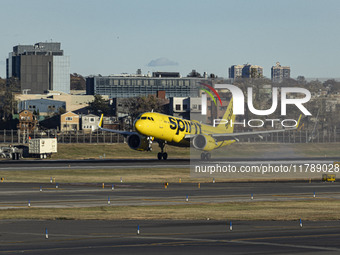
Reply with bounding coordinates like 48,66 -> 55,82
0,182 -> 340,209
1,220 -> 340,254
1,158 -> 340,254
0,157 -> 338,170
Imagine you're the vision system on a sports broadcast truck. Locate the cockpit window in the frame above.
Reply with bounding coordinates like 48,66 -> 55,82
136,114 -> 142,120
140,115 -> 154,121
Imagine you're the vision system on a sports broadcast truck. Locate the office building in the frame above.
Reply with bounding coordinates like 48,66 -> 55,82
17,98 -> 66,116
86,72 -> 202,99
6,42 -> 70,94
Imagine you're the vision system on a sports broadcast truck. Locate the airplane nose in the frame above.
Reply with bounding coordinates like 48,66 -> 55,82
135,120 -> 143,133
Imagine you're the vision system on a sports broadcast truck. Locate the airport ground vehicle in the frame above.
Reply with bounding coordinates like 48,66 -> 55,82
28,138 -> 57,159
0,146 -> 22,160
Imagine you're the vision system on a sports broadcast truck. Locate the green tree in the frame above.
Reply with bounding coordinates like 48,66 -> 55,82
70,73 -> 86,90
1,88 -> 16,120
89,95 -> 110,114
122,95 -> 167,122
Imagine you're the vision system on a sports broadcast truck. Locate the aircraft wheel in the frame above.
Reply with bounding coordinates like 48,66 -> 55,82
157,152 -> 162,160
162,152 -> 168,160
206,153 -> 211,160
201,153 -> 206,160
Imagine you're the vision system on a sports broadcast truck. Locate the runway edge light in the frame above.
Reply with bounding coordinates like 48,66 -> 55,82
300,219 -> 303,228
230,221 -> 233,231
137,224 -> 140,235
45,228 -> 48,239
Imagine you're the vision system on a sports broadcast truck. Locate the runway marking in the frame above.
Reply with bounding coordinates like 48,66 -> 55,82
1,231 -> 340,253
135,234 -> 340,252
235,232 -> 340,242
0,164 -> 188,171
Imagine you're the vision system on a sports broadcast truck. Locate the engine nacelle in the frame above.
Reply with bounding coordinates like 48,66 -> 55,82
127,134 -> 150,151
192,134 -> 217,151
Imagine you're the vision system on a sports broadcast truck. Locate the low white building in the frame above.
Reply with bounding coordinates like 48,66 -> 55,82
81,114 -> 101,132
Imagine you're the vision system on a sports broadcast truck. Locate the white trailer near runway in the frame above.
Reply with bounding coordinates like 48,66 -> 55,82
29,138 -> 57,159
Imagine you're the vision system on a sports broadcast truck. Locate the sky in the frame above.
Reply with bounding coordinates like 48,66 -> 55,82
1,0 -> 340,79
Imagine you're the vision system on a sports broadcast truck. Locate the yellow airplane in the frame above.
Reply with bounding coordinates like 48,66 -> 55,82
99,98 -> 301,160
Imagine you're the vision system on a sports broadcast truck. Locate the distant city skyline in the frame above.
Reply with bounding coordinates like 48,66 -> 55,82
1,0 -> 340,79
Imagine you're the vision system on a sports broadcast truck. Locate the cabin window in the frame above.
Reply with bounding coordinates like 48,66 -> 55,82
141,117 -> 147,120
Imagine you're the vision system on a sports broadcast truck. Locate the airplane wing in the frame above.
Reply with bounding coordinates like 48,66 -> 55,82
185,115 -> 302,142
98,114 -> 135,137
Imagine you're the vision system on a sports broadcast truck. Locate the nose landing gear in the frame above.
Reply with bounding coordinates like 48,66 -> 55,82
157,141 -> 168,160
200,152 -> 211,161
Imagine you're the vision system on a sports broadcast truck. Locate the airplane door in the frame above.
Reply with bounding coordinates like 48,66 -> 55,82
159,117 -> 164,137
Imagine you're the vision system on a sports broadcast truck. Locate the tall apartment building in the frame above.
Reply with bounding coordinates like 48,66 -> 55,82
229,64 -> 263,78
228,65 -> 244,79
6,42 -> 70,94
271,62 -> 290,83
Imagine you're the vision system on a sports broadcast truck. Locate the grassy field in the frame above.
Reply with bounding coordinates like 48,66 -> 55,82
0,142 -> 339,221
52,143 -> 190,160
0,168 -> 193,183
1,200 -> 339,221
50,143 -> 340,160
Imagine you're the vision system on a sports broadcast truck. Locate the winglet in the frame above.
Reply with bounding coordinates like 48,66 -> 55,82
296,114 -> 302,129
98,114 -> 104,129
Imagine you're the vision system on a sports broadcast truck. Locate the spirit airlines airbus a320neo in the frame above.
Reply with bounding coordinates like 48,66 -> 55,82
99,98 -> 301,160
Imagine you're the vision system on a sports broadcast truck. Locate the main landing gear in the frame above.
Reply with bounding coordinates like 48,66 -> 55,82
201,152 -> 211,161
157,141 -> 168,160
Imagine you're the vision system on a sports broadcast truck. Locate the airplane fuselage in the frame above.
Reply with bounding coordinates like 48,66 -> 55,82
134,112 -> 235,151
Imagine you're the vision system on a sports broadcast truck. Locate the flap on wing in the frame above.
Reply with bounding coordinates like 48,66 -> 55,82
99,127 -> 135,137
98,114 -> 135,137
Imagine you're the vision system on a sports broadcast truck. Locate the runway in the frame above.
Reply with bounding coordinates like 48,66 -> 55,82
0,156 -> 338,170
1,220 -> 340,254
1,158 -> 339,254
0,182 -> 339,209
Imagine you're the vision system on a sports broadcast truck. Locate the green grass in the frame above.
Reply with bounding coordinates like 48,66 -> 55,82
1,200 -> 339,221
0,168 -> 193,183
52,143 -> 190,160
50,143 -> 340,160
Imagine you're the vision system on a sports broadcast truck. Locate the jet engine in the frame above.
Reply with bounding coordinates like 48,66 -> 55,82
192,134 -> 217,151
127,134 -> 151,151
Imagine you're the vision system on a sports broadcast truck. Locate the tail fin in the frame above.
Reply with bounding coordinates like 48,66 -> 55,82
216,97 -> 236,133
98,114 -> 104,129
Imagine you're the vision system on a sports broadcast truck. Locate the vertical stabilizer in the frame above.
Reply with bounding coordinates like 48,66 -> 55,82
216,98 -> 235,133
